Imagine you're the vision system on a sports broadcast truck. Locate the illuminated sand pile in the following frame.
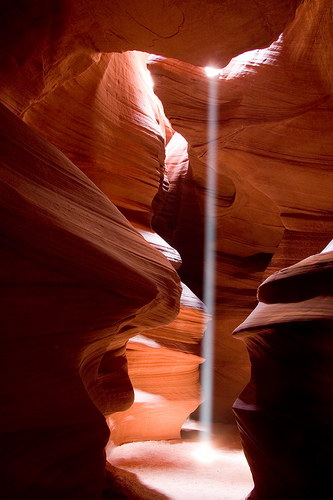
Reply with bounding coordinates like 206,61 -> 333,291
105,424 -> 253,500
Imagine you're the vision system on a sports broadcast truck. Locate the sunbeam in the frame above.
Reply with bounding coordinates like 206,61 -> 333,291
199,68 -> 219,443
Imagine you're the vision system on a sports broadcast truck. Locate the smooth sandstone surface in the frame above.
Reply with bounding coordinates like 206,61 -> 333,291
0,0 -> 332,497
23,48 -> 207,447
0,101 -> 181,498
233,244 -> 333,499
0,1 -> 301,113
148,0 -> 333,420
24,51 -> 168,230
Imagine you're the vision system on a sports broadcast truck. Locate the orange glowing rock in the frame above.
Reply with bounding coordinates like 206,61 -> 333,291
0,0 -> 329,497
108,283 -> 207,445
0,0 -> 301,114
148,0 -> 333,421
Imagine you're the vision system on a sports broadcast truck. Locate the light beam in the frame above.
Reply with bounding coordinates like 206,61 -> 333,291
199,67 -> 219,444
204,66 -> 221,78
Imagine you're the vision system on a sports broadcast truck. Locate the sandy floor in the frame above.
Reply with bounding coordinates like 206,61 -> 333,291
105,423 -> 253,500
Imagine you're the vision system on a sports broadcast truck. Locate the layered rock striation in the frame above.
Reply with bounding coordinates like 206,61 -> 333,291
0,101 -> 181,498
24,51 -> 168,230
22,49 -> 208,446
108,283 -> 207,445
148,0 -> 333,419
0,0 -> 301,114
233,242 -> 333,499
0,0 -> 331,496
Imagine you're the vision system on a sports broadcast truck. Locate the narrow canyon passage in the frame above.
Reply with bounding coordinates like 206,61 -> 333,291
1,1 -> 332,499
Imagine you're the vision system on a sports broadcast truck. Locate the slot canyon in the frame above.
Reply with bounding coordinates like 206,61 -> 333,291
0,1 -> 332,499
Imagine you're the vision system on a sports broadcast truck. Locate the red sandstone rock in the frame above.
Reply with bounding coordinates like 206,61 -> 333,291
0,102 -> 180,498
139,229 -> 182,270
149,60 -> 286,420
0,0 -> 331,496
107,229 -> 206,445
233,243 -> 333,499
148,0 -> 333,420
152,132 -> 206,299
108,283 -> 207,445
23,48 -> 207,444
0,1 -> 301,114
24,51 -> 168,230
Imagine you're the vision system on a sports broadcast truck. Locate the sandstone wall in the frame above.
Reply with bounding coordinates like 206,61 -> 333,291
149,0 -> 333,420
0,0 -> 331,497
233,242 -> 333,499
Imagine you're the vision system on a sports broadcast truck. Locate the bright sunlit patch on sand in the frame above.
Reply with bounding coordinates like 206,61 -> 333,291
107,438 -> 253,500
204,66 -> 222,78
192,442 -> 222,463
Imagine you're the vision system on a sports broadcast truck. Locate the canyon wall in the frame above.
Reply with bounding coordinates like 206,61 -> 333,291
233,241 -> 333,499
23,50 -> 207,445
149,0 -> 333,420
0,100 -> 181,497
1,46 -> 206,496
0,0 -> 300,114
1,0 -> 332,498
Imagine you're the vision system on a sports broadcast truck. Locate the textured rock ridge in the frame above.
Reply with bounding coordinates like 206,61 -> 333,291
24,51 -> 168,230
0,0 -> 301,114
108,284 -> 207,445
0,0 -> 331,496
148,0 -> 333,420
0,101 -> 181,498
233,243 -> 333,499
22,49 -> 207,446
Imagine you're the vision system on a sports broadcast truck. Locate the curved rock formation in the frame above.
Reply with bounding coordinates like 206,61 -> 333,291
0,0 -> 301,114
0,0 -> 331,496
23,49 -> 207,446
0,102 -> 180,498
148,0 -> 333,420
108,284 -> 207,445
233,243 -> 333,499
24,51 -> 168,230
